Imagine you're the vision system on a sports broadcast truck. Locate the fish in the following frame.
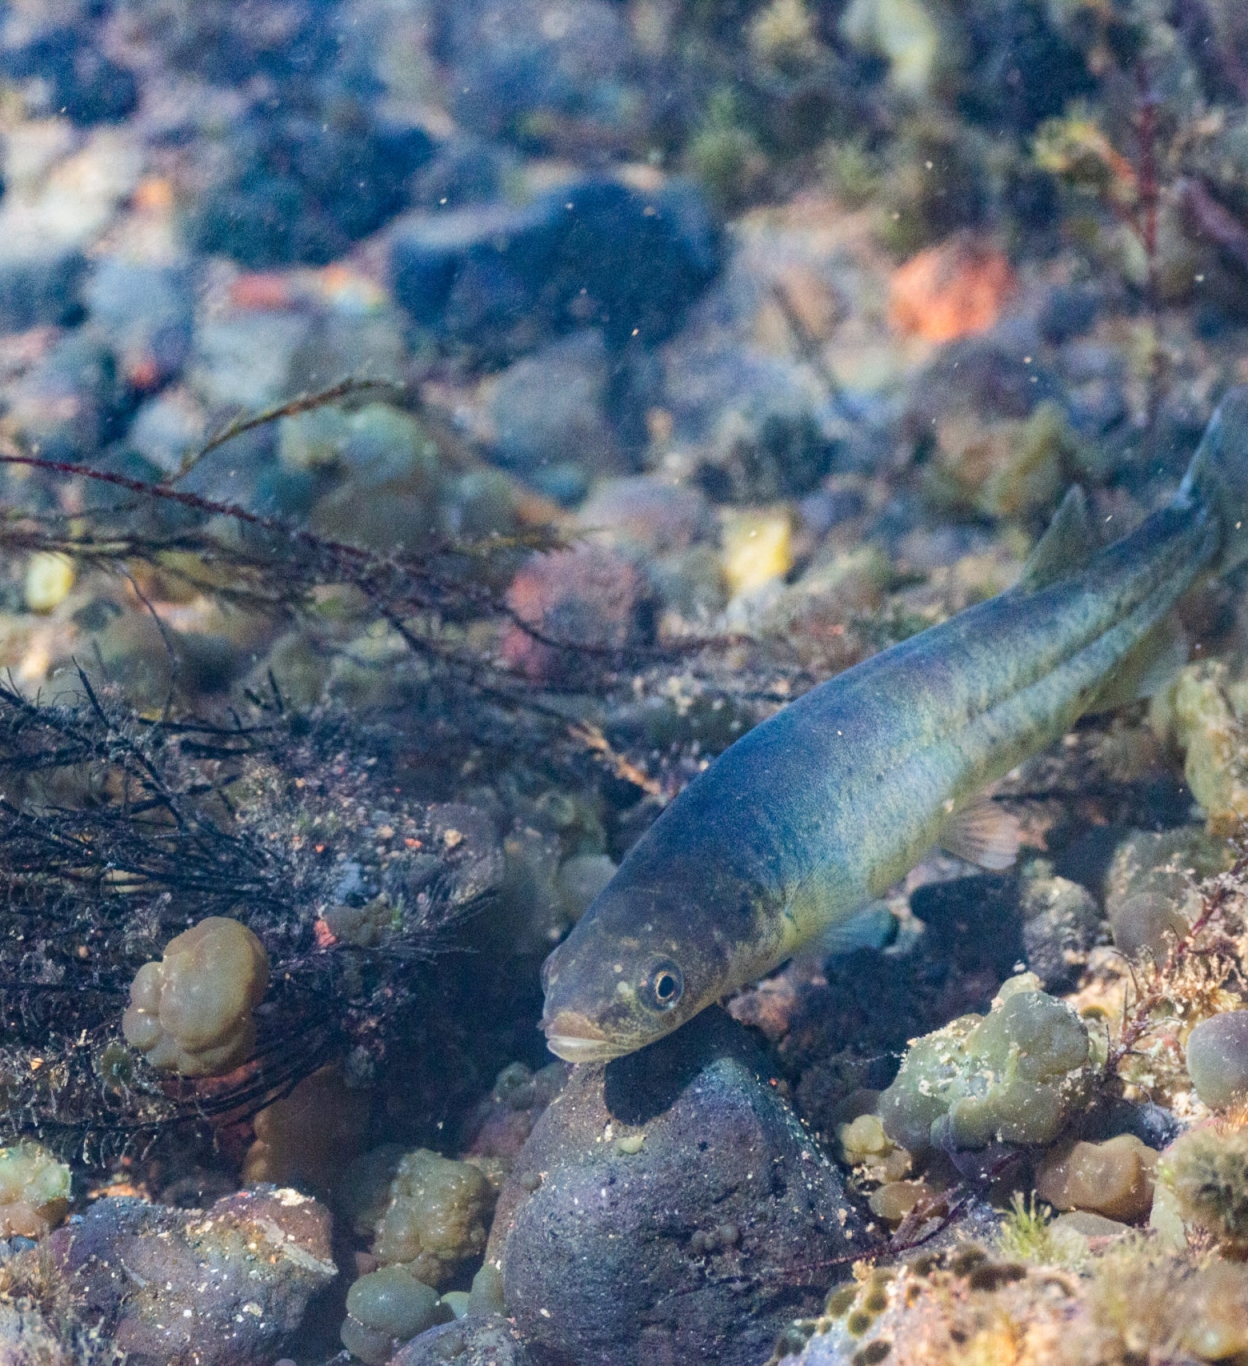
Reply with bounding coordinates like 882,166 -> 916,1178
539,387 -> 1248,1064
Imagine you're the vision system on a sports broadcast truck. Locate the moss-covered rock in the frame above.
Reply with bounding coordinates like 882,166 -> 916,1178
878,973 -> 1091,1154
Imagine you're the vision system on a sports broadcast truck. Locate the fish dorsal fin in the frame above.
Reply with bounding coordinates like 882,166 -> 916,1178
1015,486 -> 1096,593
1088,614 -> 1188,714
939,797 -> 1020,871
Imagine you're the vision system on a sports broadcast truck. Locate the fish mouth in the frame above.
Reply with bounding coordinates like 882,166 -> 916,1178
541,1010 -> 630,1064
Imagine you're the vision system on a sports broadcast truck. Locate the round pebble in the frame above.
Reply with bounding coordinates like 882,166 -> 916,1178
1186,1012 -> 1248,1110
24,552 -> 75,612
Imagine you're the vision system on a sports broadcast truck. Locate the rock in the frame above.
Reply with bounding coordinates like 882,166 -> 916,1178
487,1007 -> 867,1366
577,476 -> 713,557
1,27 -> 138,126
1038,284 -> 1100,344
0,1298 -> 66,1366
84,258 -> 194,391
341,1265 -> 451,1365
0,125 -> 142,331
115,0 -> 341,85
1018,872 -> 1102,992
465,1062 -> 570,1169
1104,824 -> 1235,960
1186,1012 -> 1248,1111
411,136 -> 511,212
26,1187 -> 336,1366
127,386 -> 208,475
659,334 -> 839,503
0,239 -> 86,332
391,1314 -> 533,1366
1034,1134 -> 1158,1222
185,100 -> 432,268
434,0 -> 645,146
908,872 -> 1025,980
189,311 -> 312,411
390,177 -> 722,358
501,544 -> 652,682
486,329 -> 624,492
4,329 -> 129,462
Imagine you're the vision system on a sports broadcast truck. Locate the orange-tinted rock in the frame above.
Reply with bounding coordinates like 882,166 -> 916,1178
502,544 -> 650,681
889,236 -> 1017,343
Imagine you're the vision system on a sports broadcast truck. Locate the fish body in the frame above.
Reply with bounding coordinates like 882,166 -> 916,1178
541,389 -> 1248,1063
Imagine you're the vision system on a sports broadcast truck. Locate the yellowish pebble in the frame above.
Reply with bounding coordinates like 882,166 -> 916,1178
1169,662 -> 1248,835
721,509 -> 793,596
24,553 -> 75,613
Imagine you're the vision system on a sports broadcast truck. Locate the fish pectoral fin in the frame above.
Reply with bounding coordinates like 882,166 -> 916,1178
938,797 -> 1020,871
1015,485 -> 1096,593
1087,614 -> 1188,713
810,902 -> 899,958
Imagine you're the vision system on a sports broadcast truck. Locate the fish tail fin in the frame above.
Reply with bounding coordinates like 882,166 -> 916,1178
1181,385 -> 1248,574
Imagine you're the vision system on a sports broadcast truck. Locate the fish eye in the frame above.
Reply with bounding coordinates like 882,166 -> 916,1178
640,958 -> 684,1012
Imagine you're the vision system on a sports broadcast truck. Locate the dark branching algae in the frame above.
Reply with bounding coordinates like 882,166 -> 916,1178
541,387 -> 1248,1063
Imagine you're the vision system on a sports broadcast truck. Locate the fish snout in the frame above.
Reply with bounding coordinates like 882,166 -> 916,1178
540,1008 -> 626,1063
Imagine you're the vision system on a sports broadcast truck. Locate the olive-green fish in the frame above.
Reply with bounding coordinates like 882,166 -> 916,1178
540,387 -> 1248,1064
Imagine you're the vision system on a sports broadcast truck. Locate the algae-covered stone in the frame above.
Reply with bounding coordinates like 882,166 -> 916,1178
0,1141 -> 70,1239
242,1064 -> 368,1193
1170,662 -> 1248,836
722,507 -> 795,597
372,1149 -> 497,1289
1159,1124 -> 1248,1255
1019,872 -> 1101,992
838,0 -> 945,100
925,401 -> 1079,524
1104,825 -> 1234,960
878,973 -> 1091,1154
0,1298 -> 66,1365
122,917 -> 269,1078
341,1265 -> 450,1366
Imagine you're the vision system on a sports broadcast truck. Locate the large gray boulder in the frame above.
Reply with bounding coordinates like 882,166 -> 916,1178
488,1008 -> 866,1366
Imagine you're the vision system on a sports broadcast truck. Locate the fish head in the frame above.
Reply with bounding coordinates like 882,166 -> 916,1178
539,878 -> 731,1063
